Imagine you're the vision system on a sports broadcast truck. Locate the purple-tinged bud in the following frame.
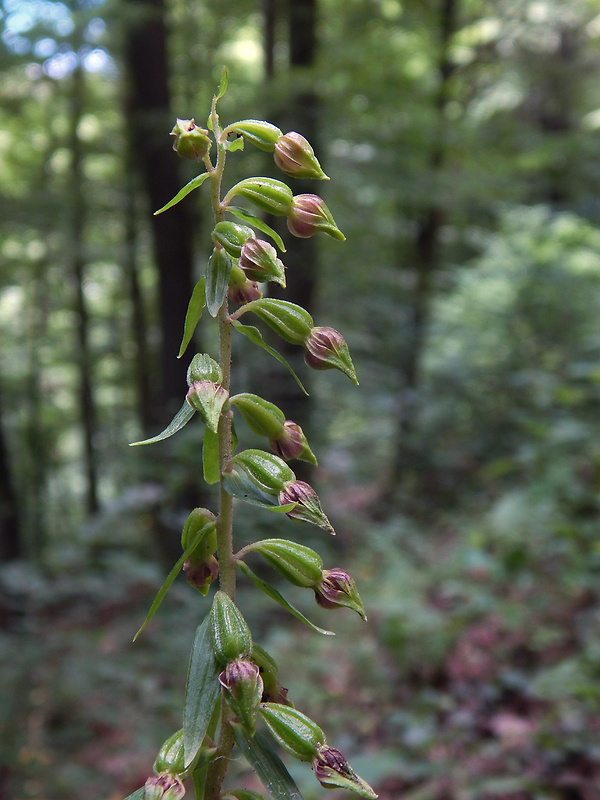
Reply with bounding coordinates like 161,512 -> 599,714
228,264 -> 262,306
286,194 -> 345,241
274,132 -> 329,180
303,326 -> 358,384
219,658 -> 264,735
170,118 -> 210,161
270,420 -> 317,466
144,774 -> 185,800
312,745 -> 378,798
278,480 -> 335,535
315,568 -> 366,620
183,554 -> 219,596
239,239 -> 286,287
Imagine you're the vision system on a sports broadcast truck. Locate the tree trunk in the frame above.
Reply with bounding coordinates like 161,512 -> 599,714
0,385 -> 21,562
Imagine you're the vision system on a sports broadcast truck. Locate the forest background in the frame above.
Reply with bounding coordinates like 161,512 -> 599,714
3,1 -> 600,799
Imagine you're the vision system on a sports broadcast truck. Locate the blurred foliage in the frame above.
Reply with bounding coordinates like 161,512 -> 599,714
4,0 -> 600,799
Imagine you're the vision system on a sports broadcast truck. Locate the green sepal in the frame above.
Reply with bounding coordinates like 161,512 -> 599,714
186,353 -> 222,386
186,380 -> 229,434
238,561 -> 334,636
206,247 -> 233,317
210,590 -> 253,665
228,177 -> 293,217
232,726 -> 305,800
225,449 -> 295,496
178,279 -> 206,358
133,522 -> 215,641
203,428 -> 220,485
245,539 -> 323,588
228,207 -> 286,252
230,393 -> 285,440
242,299 -> 313,345
183,615 -> 222,768
212,221 -> 255,258
259,703 -> 324,762
231,321 -> 308,395
129,400 -> 195,446
227,119 -> 283,152
154,172 -> 210,215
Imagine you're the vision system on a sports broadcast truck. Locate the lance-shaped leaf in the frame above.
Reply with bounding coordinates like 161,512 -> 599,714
154,172 -> 210,215
238,561 -> 334,636
206,247 -> 232,317
178,278 -> 206,358
216,65 -> 228,99
232,726 -> 304,800
231,322 -> 308,395
186,380 -> 229,434
129,400 -> 195,446
183,615 -> 221,768
228,206 -> 286,251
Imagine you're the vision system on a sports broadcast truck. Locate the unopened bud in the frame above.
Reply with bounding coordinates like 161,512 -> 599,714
303,326 -> 358,384
239,239 -> 286,287
170,118 -> 210,161
313,745 -> 378,798
228,265 -> 262,305
286,194 -> 345,240
186,380 -> 229,434
210,591 -> 253,665
144,774 -> 185,800
270,420 -> 317,465
278,480 -> 335,535
315,568 -> 366,620
154,729 -> 185,776
259,703 -> 325,761
219,658 -> 263,735
274,132 -> 329,180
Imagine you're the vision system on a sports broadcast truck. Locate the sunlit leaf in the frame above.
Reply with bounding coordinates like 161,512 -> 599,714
154,173 -> 210,215
178,278 -> 206,358
130,400 -> 195,446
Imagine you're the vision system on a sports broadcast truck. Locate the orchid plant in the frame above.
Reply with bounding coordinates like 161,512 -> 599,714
125,70 -> 376,800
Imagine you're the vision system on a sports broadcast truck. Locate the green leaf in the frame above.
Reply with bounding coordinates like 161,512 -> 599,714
123,789 -> 144,800
178,279 -> 206,358
133,525 -> 214,641
154,172 -> 210,215
206,248 -> 232,317
231,322 -> 308,396
217,66 -> 228,99
130,400 -> 195,446
232,725 -> 304,800
184,615 -> 222,768
228,206 -> 286,252
203,428 -> 220,484
237,562 -> 334,636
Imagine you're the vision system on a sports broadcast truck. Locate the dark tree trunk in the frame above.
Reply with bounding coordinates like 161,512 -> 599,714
124,0 -> 196,423
70,66 -> 99,515
387,0 -> 458,504
0,387 -> 21,562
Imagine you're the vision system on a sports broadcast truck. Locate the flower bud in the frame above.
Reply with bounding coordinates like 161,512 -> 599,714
186,380 -> 229,434
219,658 -> 263,735
239,239 -> 286,287
286,194 -> 345,240
270,420 -> 317,465
210,590 -> 253,665
312,745 -> 378,798
230,393 -> 285,440
170,118 -> 210,161
144,774 -> 185,800
259,703 -> 325,762
274,132 -> 329,180
228,119 -> 283,152
212,222 -> 255,258
186,353 -> 223,386
303,326 -> 358,384
228,265 -> 262,306
154,729 -> 185,776
229,177 -> 293,217
278,480 -> 335,535
248,539 -> 323,588
183,554 -> 219,595
315,568 -> 366,620
247,298 -> 313,345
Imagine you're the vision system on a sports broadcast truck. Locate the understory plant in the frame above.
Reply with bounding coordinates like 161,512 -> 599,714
126,70 -> 376,800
